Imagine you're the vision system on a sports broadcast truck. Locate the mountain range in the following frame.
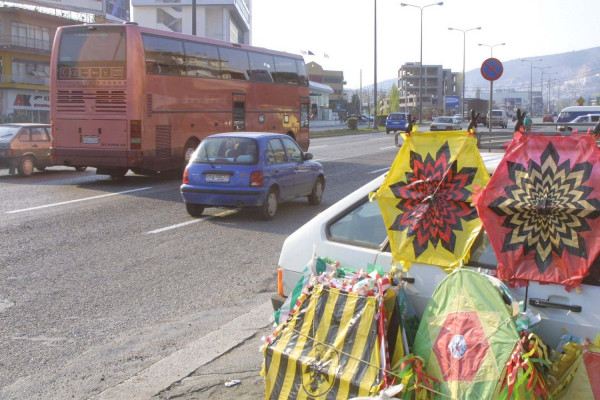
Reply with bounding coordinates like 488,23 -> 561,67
360,46 -> 600,102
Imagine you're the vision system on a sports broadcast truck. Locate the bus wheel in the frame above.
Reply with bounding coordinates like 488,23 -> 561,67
184,139 -> 200,166
286,132 -> 296,141
74,166 -> 87,172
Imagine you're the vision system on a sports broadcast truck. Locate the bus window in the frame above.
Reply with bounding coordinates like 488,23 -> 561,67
296,60 -> 308,86
57,27 -> 126,74
273,56 -> 299,85
142,35 -> 185,76
219,48 -> 249,81
184,41 -> 220,78
248,52 -> 274,83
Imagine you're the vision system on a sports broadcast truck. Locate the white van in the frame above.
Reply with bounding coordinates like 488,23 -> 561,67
273,153 -> 600,349
487,109 -> 509,128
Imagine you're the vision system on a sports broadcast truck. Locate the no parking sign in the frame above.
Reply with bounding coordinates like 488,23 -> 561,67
481,58 -> 503,81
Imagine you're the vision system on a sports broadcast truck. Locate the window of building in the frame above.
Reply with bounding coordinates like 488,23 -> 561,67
11,22 -> 50,51
12,59 -> 50,84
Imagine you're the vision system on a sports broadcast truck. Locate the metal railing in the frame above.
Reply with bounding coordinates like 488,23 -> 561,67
0,74 -> 50,86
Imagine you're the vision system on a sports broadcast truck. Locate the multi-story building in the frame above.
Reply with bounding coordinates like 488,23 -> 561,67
0,6 -> 79,123
398,62 -> 458,115
131,0 -> 250,44
305,62 -> 345,110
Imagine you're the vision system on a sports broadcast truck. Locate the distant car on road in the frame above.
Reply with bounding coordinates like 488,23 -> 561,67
385,112 -> 408,134
542,113 -> 555,123
452,114 -> 463,123
563,114 -> 600,132
180,132 -> 325,220
0,123 -> 87,177
430,116 -> 461,131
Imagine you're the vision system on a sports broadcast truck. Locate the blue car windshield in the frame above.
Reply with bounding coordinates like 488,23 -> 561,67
192,137 -> 258,164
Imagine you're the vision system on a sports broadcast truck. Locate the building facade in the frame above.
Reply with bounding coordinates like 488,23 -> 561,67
305,62 -> 345,110
398,62 -> 458,115
0,6 -> 78,123
131,0 -> 250,44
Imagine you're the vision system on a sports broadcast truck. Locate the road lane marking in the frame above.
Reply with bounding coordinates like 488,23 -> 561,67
380,146 -> 397,150
6,187 -> 154,214
369,167 -> 389,174
308,145 -> 328,149
145,210 -> 237,234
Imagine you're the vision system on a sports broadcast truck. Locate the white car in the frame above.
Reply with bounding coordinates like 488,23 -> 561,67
429,116 -> 462,131
272,153 -> 600,349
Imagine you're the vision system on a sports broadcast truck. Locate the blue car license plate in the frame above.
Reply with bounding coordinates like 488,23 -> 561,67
206,174 -> 230,183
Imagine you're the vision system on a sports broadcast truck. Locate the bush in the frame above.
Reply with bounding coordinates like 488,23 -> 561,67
347,117 -> 358,130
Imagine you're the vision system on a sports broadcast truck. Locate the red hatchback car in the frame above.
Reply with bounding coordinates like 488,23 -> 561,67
542,113 -> 555,123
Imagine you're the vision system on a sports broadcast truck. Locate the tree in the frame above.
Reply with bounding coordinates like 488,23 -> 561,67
389,84 -> 400,113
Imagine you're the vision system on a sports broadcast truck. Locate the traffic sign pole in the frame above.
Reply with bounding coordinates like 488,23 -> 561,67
480,58 -> 504,133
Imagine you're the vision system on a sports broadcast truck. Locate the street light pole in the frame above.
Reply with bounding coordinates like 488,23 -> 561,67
521,58 -> 542,115
534,65 -> 551,116
374,0 -> 377,129
448,26 -> 481,118
401,1 -> 443,123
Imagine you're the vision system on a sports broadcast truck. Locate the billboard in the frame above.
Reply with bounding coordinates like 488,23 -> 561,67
22,0 -> 102,12
21,0 -> 130,21
445,96 -> 460,109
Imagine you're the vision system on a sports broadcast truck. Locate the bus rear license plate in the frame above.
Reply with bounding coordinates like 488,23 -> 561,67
206,174 -> 230,183
82,136 -> 99,144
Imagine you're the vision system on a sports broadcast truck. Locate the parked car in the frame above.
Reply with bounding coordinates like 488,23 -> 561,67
0,123 -> 87,177
385,112 -> 408,134
272,153 -> 600,349
429,116 -> 461,131
180,132 -> 325,220
361,114 -> 374,122
542,113 -> 555,123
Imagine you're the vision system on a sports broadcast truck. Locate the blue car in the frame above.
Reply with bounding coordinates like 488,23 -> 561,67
385,112 -> 407,134
181,132 -> 325,220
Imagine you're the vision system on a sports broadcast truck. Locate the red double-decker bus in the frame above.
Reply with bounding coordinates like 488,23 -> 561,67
50,23 -> 310,178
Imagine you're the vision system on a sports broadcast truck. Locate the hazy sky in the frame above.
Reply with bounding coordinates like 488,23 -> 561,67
252,0 -> 600,89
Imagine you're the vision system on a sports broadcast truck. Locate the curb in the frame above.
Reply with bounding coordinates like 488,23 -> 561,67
89,301 -> 273,400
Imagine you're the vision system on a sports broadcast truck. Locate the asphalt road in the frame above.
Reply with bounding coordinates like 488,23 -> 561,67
0,131 -> 399,399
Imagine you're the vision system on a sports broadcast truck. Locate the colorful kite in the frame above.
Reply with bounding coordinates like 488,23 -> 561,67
264,280 -> 405,399
474,133 -> 600,289
412,269 -> 520,399
372,130 -> 490,271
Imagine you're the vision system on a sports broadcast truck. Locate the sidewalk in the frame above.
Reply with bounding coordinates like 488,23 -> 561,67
309,119 -> 348,131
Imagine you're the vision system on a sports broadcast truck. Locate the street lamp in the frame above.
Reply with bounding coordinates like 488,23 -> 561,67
401,1 -> 443,123
477,42 -> 505,58
448,26 -> 481,118
521,58 -> 542,114
534,65 -> 551,115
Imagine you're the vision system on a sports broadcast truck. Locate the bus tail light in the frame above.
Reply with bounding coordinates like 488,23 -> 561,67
182,167 -> 189,184
250,170 -> 263,187
130,120 -> 141,150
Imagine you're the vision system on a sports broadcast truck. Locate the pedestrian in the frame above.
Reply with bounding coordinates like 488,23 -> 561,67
523,115 -> 533,133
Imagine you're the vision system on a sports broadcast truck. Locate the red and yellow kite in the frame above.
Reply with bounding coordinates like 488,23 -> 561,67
475,133 -> 600,289
373,129 -> 490,271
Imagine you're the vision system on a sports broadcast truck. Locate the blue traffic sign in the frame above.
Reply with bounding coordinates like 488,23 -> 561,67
481,58 -> 503,81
